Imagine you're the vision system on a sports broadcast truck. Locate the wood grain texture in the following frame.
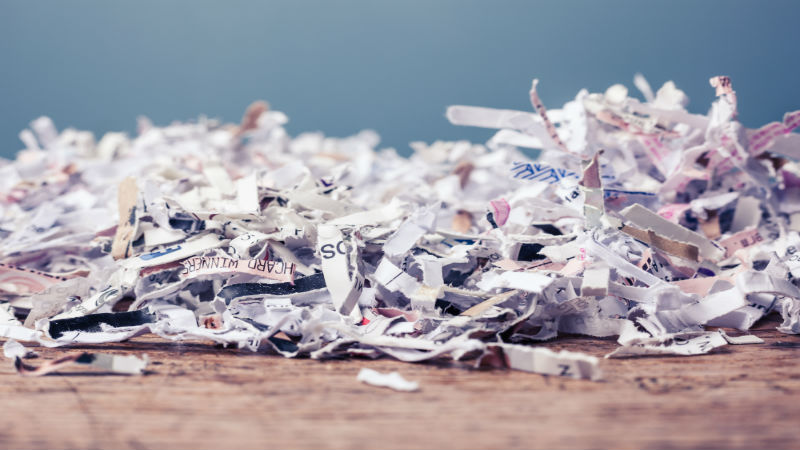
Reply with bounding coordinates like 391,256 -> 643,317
2,315 -> 799,450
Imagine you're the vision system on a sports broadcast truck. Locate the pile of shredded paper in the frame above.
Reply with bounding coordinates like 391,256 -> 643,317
2,75 -> 800,380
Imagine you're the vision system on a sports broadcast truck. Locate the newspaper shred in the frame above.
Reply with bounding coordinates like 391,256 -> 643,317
1,74 -> 798,382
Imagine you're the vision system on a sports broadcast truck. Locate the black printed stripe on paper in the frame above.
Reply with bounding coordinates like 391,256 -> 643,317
217,273 -> 326,304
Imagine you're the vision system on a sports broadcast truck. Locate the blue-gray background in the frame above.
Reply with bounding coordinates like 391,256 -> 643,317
1,0 -> 799,158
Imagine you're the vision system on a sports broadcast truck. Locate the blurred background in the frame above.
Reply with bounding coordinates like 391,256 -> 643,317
1,0 -> 798,158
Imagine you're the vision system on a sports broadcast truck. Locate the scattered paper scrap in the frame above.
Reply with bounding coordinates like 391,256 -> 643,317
14,352 -> 148,376
357,368 -> 420,392
3,339 -> 36,359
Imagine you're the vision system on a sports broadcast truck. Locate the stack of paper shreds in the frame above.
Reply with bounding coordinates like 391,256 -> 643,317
1,76 -> 799,380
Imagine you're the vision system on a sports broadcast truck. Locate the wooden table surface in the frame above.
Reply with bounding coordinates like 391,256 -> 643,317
2,315 -> 799,450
